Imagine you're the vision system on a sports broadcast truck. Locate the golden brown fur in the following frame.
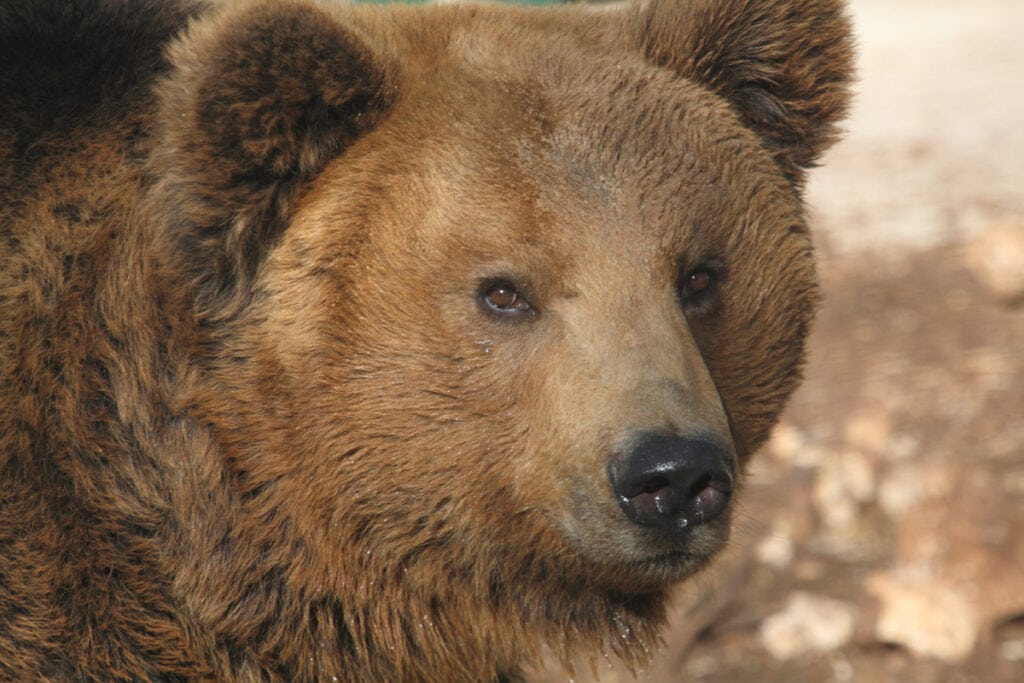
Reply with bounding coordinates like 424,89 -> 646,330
0,0 -> 852,679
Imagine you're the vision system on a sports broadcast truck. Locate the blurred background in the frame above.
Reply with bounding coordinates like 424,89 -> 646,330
381,0 -> 1024,680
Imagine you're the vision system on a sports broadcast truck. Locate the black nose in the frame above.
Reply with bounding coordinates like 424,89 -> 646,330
609,433 -> 734,531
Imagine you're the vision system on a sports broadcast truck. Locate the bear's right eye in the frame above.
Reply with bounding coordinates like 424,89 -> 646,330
479,279 -> 534,318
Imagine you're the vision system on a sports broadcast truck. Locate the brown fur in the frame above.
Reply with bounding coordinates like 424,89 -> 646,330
0,0 -> 853,680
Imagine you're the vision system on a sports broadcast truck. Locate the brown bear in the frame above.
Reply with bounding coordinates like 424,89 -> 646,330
0,0 -> 852,680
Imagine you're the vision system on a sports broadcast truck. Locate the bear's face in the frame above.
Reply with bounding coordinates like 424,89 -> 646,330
152,0 -> 850,662
230,42 -> 818,593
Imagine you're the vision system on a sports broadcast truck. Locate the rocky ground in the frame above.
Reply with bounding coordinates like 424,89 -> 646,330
532,1 -> 1024,681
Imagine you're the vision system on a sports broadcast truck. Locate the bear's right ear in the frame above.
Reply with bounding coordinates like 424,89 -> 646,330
151,0 -> 394,315
632,0 -> 854,189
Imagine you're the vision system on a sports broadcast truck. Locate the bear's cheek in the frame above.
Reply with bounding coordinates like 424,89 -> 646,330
688,247 -> 818,460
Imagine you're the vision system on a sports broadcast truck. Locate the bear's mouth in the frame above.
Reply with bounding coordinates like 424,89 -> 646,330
627,519 -> 731,572
576,539 -> 727,594
559,504 -> 733,591
634,540 -> 724,574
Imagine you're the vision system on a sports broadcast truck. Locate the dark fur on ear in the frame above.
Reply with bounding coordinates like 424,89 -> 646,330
635,0 -> 854,187
151,0 -> 394,316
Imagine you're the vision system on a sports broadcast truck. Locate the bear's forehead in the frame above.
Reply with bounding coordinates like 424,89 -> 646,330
396,16 -> 746,164
383,66 -> 779,259
309,6 -> 803,274
385,46 -> 770,227
380,17 -> 783,210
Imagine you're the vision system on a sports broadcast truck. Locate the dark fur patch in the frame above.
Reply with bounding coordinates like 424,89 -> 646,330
0,0 -> 207,131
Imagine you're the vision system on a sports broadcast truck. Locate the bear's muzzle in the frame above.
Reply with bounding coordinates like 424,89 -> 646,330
609,432 -> 735,534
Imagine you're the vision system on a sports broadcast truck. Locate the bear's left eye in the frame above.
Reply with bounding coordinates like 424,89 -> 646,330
676,264 -> 723,312
479,279 -> 534,317
682,270 -> 713,295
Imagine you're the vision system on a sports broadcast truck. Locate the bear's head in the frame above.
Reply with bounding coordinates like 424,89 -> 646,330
150,0 -> 851,677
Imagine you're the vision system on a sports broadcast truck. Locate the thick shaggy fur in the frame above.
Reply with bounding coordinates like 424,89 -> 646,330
0,0 -> 852,680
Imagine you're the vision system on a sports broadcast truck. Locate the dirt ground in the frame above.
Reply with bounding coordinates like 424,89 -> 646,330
532,1 -> 1024,681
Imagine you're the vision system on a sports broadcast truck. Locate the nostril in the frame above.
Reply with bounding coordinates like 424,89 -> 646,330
610,433 -> 735,531
690,480 -> 730,524
625,477 -> 676,519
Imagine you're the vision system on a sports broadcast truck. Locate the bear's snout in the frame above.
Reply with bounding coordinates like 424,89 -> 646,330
609,433 -> 734,532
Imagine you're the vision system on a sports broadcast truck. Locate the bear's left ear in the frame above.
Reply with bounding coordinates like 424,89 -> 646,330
633,0 -> 854,188
152,0 -> 394,312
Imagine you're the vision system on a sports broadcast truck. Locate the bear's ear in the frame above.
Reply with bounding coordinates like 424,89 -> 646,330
152,0 -> 394,313
633,0 -> 854,187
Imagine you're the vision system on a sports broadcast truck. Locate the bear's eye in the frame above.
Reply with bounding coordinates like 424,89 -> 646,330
479,279 -> 533,317
682,269 -> 713,296
676,264 -> 722,312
